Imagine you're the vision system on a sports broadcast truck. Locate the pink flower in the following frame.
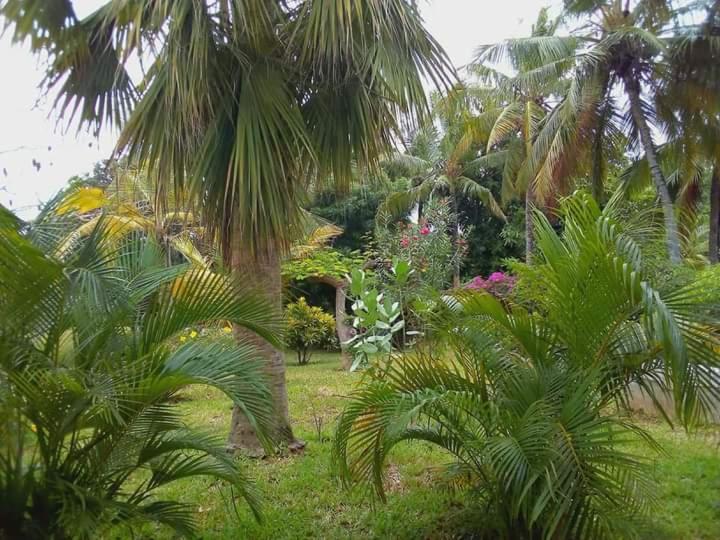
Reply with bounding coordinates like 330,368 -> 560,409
488,272 -> 506,283
420,226 -> 431,236
466,276 -> 487,290
400,237 -> 410,248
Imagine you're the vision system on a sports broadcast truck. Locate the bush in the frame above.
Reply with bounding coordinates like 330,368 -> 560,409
465,271 -> 516,303
0,210 -> 277,539
286,298 -> 337,365
334,193 -> 720,539
375,198 -> 467,290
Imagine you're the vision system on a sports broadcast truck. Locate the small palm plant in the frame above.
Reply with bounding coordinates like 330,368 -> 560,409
0,206 -> 280,538
334,192 -> 720,539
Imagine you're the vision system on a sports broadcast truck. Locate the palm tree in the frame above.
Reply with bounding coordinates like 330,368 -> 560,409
0,205 -> 280,538
380,104 -> 506,286
518,0 -> 694,263
470,8 -> 577,261
333,192 -> 720,539
2,0 -> 453,453
51,164 -> 212,266
656,1 -> 720,263
619,1 -> 720,264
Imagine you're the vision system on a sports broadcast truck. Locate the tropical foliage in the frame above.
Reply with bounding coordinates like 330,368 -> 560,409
375,198 -> 468,290
0,204 -> 283,538
2,0 -> 720,538
334,192 -> 720,539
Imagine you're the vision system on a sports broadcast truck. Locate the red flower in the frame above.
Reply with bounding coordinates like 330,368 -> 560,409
420,226 -> 430,236
400,237 -> 410,248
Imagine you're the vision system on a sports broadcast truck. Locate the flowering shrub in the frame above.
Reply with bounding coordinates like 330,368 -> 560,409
466,271 -> 516,301
376,198 -> 467,290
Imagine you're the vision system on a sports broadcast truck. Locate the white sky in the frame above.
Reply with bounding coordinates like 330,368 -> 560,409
0,0 -> 558,219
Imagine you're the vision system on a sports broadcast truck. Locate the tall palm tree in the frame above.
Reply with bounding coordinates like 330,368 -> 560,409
619,1 -> 720,264
2,0 -> 453,453
518,0 -> 693,263
470,8 -> 577,261
657,1 -> 720,263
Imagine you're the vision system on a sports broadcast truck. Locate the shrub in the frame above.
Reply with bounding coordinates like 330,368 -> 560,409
375,198 -> 468,290
465,271 -> 516,302
286,297 -> 337,365
334,192 -> 720,539
0,210 -> 278,539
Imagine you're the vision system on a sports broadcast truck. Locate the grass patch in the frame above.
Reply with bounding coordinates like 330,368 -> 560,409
133,352 -> 720,539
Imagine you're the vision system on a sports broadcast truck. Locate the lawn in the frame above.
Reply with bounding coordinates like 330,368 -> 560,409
142,352 -> 720,539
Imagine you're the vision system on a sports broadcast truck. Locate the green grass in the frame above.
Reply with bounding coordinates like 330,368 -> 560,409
135,352 -> 720,539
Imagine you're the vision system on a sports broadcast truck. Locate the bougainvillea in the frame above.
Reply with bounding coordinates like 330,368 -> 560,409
466,271 -> 517,301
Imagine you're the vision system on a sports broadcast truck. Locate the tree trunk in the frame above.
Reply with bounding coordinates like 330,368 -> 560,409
228,244 -> 302,456
311,276 -> 354,370
525,187 -> 535,264
451,191 -> 461,288
624,77 -> 682,264
334,284 -> 354,370
710,164 -> 720,264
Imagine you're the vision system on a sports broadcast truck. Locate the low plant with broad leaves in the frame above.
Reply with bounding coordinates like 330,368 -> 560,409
344,262 -> 412,372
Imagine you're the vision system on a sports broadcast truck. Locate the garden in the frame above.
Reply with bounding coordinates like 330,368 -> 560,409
1,1 -> 720,539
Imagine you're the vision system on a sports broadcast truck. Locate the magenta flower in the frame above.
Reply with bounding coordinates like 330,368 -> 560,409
488,272 -> 506,283
420,226 -> 431,236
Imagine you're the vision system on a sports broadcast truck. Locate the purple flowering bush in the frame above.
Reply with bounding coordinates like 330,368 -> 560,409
465,271 -> 516,301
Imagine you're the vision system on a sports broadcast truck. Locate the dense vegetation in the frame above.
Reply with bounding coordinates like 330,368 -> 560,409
1,1 -> 719,539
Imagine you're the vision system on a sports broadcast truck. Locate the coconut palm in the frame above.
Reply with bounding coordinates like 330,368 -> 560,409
0,204 -> 280,538
618,1 -> 720,264
470,8 -> 578,261
1,0 -> 453,452
333,191 -> 720,539
656,1 -> 720,263
512,0 -> 696,263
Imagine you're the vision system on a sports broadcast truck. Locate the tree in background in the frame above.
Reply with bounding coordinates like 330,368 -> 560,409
380,110 -> 506,286
48,162 -> 212,267
3,0 -> 453,454
470,8 -> 575,261
308,181 -> 399,254
518,0 -> 706,263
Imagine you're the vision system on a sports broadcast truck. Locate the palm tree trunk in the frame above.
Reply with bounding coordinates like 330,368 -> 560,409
525,187 -> 535,264
624,77 -> 682,264
228,244 -> 302,456
451,192 -> 461,288
710,164 -> 720,264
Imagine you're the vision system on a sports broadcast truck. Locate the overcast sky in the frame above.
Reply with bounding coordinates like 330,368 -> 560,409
0,0 -> 558,218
